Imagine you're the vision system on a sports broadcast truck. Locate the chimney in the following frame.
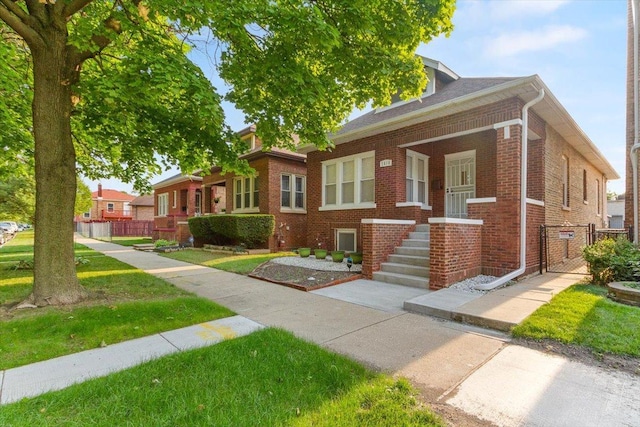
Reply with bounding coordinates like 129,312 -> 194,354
98,184 -> 103,198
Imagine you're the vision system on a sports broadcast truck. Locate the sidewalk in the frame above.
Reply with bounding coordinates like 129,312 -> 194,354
2,236 -> 638,426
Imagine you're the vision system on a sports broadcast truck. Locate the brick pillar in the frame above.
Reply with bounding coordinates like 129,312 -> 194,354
361,219 -> 415,279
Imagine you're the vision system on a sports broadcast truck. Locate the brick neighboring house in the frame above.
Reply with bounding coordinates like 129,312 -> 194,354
80,184 -> 135,221
301,57 -> 619,290
130,195 -> 155,221
152,125 -> 307,249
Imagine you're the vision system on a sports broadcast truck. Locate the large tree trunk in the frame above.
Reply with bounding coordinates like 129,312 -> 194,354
28,26 -> 87,306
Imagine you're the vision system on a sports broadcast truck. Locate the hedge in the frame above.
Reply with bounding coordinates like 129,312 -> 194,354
188,215 -> 275,249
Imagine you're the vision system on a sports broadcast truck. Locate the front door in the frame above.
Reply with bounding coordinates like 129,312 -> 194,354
445,150 -> 476,218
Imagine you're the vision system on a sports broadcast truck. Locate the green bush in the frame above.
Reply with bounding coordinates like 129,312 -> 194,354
189,215 -> 274,248
583,237 -> 640,286
154,239 -> 177,248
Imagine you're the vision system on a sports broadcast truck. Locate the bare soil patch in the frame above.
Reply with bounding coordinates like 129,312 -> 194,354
250,261 -> 361,291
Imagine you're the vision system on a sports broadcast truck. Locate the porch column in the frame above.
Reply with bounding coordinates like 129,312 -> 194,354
203,184 -> 212,214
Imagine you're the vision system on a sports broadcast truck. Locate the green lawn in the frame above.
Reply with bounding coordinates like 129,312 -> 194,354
0,231 -> 234,369
0,329 -> 443,427
101,236 -> 153,246
161,249 -> 296,275
513,284 -> 640,357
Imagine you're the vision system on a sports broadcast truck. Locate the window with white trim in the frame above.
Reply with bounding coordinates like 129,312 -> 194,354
562,156 -> 569,208
83,211 -> 90,218
172,190 -> 177,208
281,174 -> 306,211
405,150 -> 429,204
322,151 -> 375,209
336,229 -> 357,252
233,175 -> 259,212
157,193 -> 169,216
107,202 -> 115,213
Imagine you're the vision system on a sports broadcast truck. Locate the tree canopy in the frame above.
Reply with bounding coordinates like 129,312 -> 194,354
0,0 -> 454,305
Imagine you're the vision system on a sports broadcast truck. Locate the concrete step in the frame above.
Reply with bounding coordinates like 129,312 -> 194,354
380,262 -> 429,277
372,271 -> 430,289
408,231 -> 430,240
415,224 -> 430,233
401,238 -> 430,248
395,246 -> 430,257
387,253 -> 430,267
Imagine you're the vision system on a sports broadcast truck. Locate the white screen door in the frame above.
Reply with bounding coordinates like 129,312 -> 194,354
445,150 -> 476,218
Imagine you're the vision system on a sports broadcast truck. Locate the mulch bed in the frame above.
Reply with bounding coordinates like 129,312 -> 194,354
249,261 -> 362,291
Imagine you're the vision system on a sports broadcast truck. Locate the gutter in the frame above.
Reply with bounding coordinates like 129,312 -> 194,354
632,0 -> 640,243
475,88 -> 546,291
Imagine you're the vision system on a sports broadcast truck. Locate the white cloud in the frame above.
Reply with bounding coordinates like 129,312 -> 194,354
488,0 -> 571,20
485,25 -> 588,58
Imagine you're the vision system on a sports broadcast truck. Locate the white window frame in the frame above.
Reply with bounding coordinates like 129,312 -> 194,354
157,193 -> 169,216
335,228 -> 357,252
83,211 -> 90,218
107,202 -> 115,213
399,149 -> 430,209
233,175 -> 259,213
172,190 -> 177,208
281,174 -> 306,213
320,151 -> 376,211
562,156 -> 570,208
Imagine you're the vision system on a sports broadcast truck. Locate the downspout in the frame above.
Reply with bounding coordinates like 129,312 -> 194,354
631,0 -> 640,243
475,88 -> 545,291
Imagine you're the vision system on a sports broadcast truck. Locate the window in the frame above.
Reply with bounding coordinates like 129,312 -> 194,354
596,179 -> 601,215
405,150 -> 429,204
233,176 -> 259,212
562,156 -> 569,208
322,151 -> 375,210
107,203 -> 115,213
157,193 -> 169,216
336,229 -> 357,252
83,212 -> 90,218
172,190 -> 177,208
281,174 -> 306,211
583,169 -> 588,203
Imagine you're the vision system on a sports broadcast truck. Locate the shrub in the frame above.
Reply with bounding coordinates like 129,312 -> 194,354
154,239 -> 177,248
189,215 -> 274,249
583,237 -> 640,286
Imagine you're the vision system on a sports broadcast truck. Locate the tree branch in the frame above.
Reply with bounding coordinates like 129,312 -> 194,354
0,2 -> 42,48
63,0 -> 93,19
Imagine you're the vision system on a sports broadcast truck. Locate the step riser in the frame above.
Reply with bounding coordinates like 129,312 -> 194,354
395,247 -> 430,257
372,271 -> 429,289
380,263 -> 429,277
402,239 -> 430,248
387,254 -> 429,267
408,232 -> 430,240
415,224 -> 430,233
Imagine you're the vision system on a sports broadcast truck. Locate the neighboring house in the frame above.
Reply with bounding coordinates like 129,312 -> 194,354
80,184 -> 136,221
152,125 -> 307,249
608,194 -> 626,229
130,195 -> 155,221
301,56 -> 619,289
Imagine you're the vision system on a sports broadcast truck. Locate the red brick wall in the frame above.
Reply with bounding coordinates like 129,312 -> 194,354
429,220 -> 482,289
132,206 -> 154,221
361,220 -> 415,278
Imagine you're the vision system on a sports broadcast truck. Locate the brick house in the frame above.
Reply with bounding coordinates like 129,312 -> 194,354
152,174 -> 203,242
153,125 -> 307,250
301,57 -> 619,290
80,184 -> 135,221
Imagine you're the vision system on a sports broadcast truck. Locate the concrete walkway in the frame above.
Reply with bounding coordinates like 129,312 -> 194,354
2,236 -> 639,426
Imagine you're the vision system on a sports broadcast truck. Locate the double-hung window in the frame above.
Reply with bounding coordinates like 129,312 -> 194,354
233,176 -> 259,212
405,150 -> 429,205
562,156 -> 569,208
281,174 -> 306,211
321,151 -> 375,210
157,193 -> 169,216
107,202 -> 115,213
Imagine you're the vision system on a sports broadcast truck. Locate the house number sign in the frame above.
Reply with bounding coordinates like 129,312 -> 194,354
380,159 -> 392,167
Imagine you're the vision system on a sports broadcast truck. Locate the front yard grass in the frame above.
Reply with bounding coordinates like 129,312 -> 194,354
0,232 -> 234,369
161,248 -> 295,275
512,284 -> 640,357
0,328 -> 444,427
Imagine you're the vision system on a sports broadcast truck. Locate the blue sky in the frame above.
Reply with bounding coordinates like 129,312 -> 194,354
90,0 -> 628,195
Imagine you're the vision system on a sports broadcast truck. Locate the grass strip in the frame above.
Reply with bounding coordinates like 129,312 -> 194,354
512,284 -> 640,357
0,329 -> 443,427
161,249 -> 295,275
